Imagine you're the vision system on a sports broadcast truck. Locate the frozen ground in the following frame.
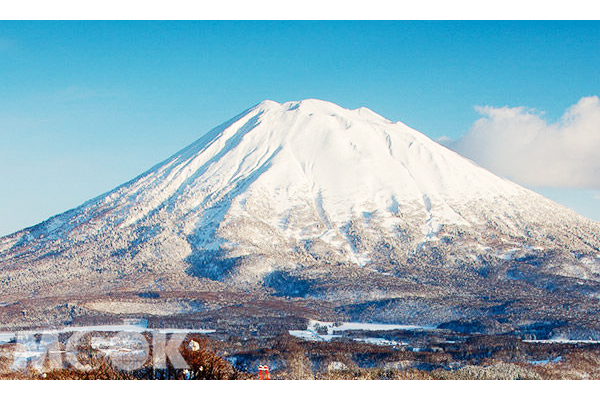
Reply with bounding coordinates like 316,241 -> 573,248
524,339 -> 600,344
289,319 -> 434,345
0,319 -> 214,345
3,319 -> 215,366
84,300 -> 204,316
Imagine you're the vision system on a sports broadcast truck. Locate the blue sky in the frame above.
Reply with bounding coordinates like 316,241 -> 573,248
1,21 -> 599,236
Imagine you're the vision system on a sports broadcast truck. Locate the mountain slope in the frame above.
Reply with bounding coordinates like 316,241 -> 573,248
1,99 -> 600,331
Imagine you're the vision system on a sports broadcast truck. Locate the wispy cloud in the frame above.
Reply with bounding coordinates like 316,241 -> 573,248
452,96 -> 600,189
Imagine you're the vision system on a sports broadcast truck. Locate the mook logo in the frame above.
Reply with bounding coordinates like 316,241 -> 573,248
11,331 -> 190,372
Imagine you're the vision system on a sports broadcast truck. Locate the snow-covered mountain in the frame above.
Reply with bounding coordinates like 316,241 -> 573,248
1,99 -> 600,329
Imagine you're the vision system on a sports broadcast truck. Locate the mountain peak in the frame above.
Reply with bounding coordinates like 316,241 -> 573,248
252,99 -> 391,125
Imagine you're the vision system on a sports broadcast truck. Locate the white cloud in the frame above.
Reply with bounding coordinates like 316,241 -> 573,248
452,96 -> 600,189
435,135 -> 452,144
